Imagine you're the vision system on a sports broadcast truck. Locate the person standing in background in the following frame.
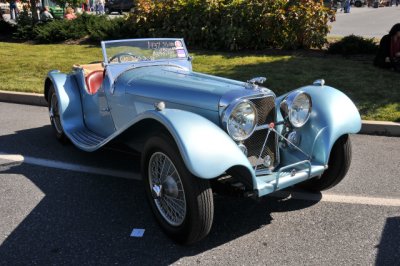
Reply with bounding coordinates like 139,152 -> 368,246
344,0 -> 351,13
330,0 -> 337,21
95,0 -> 98,14
40,6 -> 53,21
96,0 -> 104,15
64,7 -> 77,20
374,23 -> 400,71
9,0 -> 18,20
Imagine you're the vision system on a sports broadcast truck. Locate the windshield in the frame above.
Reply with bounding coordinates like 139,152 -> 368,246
101,38 -> 188,64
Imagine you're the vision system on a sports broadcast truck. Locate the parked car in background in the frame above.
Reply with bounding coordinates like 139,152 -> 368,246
342,0 -> 366,7
352,0 -> 366,7
380,0 -> 391,6
325,0 -> 365,9
49,5 -> 63,19
44,38 -> 361,244
105,0 -> 134,14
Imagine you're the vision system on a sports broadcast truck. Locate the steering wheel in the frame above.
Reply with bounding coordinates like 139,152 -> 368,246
109,52 -> 141,63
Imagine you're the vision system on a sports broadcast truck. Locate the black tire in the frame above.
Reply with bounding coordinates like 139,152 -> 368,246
298,134 -> 352,191
48,86 -> 68,143
355,1 -> 362,7
141,134 -> 214,245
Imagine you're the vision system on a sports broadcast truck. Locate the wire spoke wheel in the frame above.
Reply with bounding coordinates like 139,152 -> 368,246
47,85 -> 67,143
142,135 -> 214,244
148,152 -> 186,226
50,93 -> 63,134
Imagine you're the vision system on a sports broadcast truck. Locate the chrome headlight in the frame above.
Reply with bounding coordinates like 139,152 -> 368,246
281,91 -> 312,128
223,101 -> 258,141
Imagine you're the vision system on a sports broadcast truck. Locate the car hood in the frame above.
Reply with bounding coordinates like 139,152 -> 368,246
116,65 -> 254,111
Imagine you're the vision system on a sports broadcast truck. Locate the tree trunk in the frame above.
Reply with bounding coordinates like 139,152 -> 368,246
30,0 -> 39,21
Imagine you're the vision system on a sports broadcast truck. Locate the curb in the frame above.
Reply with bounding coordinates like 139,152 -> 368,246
0,90 -> 47,107
360,120 -> 400,137
1,90 -> 399,136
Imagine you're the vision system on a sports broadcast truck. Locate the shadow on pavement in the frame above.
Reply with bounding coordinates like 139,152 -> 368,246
0,126 -> 317,265
0,126 -> 323,264
375,216 -> 400,265
0,125 -> 140,173
0,161 -> 321,264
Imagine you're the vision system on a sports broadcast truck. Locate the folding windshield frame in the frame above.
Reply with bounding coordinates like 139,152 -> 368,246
100,38 -> 189,65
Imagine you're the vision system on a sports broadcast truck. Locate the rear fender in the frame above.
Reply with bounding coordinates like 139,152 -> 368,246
276,85 -> 361,166
44,70 -> 85,134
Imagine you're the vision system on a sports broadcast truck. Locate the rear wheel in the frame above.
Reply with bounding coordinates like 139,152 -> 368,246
141,135 -> 214,244
298,134 -> 352,191
48,86 -> 68,143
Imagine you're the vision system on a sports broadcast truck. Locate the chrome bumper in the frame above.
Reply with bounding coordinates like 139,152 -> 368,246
250,126 -> 327,197
254,161 -> 327,197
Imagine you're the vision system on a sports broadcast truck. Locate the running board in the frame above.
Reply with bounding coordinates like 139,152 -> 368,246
69,128 -> 107,150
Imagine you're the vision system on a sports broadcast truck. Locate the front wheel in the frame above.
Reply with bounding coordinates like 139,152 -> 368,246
298,134 -> 352,191
141,135 -> 214,245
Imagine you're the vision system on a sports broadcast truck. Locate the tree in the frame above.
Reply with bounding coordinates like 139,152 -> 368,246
16,0 -> 39,22
30,0 -> 39,21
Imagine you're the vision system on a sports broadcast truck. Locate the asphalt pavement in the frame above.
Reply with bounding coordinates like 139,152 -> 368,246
329,5 -> 400,38
0,102 -> 399,265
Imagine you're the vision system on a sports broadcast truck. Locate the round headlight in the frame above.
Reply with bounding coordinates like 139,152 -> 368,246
225,101 -> 258,141
281,92 -> 312,128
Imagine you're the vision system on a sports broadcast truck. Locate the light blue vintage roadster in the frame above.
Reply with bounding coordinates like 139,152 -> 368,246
44,38 -> 361,244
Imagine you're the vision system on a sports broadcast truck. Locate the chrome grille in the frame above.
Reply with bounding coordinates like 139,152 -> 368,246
244,96 -> 277,170
250,96 -> 276,125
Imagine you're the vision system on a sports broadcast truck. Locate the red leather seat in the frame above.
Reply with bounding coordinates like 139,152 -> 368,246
85,70 -> 104,94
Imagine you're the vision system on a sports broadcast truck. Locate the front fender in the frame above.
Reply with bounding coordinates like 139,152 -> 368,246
132,109 -> 254,179
276,85 -> 361,166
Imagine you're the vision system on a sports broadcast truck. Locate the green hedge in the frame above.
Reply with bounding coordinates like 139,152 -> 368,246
33,14 -> 132,43
0,20 -> 16,35
11,0 -> 332,50
13,10 -> 35,39
130,0 -> 333,50
328,35 -> 378,56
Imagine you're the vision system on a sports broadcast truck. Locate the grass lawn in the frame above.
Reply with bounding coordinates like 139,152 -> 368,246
0,42 -> 399,122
